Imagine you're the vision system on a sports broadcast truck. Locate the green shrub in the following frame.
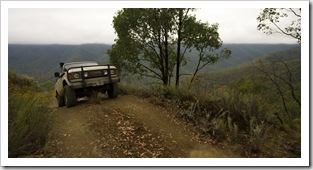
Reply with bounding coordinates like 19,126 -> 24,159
118,82 -> 149,97
249,118 -> 268,153
8,71 -> 51,157
9,93 -> 50,157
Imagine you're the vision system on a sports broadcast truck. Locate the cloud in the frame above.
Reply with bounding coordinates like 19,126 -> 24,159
9,8 -> 119,44
8,8 -> 297,45
195,8 -> 297,44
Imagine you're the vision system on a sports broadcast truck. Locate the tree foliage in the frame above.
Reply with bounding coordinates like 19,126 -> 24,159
257,8 -> 301,44
183,19 -> 231,88
108,8 -> 230,86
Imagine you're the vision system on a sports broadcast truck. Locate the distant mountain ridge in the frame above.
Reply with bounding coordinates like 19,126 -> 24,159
9,44 -> 111,82
8,43 -> 299,82
182,43 -> 299,73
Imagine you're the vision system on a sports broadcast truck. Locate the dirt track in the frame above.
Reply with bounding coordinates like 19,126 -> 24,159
44,94 -> 236,158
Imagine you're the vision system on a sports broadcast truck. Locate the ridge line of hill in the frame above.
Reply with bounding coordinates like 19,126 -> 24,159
8,43 -> 299,82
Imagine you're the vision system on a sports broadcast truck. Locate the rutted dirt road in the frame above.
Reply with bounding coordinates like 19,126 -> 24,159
44,94 -> 237,158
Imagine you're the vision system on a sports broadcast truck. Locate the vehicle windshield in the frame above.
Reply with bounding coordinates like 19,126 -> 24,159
64,62 -> 98,70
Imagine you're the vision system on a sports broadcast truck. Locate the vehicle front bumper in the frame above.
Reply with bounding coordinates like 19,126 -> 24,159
69,76 -> 120,90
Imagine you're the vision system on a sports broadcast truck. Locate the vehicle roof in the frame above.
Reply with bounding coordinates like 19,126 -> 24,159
63,61 -> 99,70
64,61 -> 98,65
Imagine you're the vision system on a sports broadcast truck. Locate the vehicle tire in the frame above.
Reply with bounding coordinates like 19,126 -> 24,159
108,83 -> 119,98
57,92 -> 65,107
64,85 -> 77,107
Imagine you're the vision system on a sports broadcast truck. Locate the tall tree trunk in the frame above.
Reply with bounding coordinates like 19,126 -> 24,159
164,22 -> 169,86
157,24 -> 166,86
188,53 -> 202,90
175,9 -> 183,87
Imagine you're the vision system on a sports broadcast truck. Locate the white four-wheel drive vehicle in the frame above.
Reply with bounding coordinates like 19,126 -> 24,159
54,61 -> 120,107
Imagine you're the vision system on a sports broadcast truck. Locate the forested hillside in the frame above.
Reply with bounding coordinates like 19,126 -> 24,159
194,45 -> 301,87
8,44 -> 111,82
181,44 -> 299,73
8,43 -> 298,82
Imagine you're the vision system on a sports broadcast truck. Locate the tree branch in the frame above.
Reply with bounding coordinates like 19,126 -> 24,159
254,60 -> 291,121
138,72 -> 163,81
138,63 -> 163,80
271,58 -> 301,106
179,73 -> 192,77
288,8 -> 301,17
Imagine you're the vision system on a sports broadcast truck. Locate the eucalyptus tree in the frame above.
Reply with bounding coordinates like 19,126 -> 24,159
108,8 -> 176,85
108,8 -> 230,86
182,17 -> 231,89
257,8 -> 301,44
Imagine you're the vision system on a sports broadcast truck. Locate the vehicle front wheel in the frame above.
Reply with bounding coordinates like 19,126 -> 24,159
108,83 -> 119,98
64,85 -> 77,107
57,92 -> 65,107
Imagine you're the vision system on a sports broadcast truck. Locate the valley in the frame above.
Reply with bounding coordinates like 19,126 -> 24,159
8,43 -> 299,82
8,43 -> 301,159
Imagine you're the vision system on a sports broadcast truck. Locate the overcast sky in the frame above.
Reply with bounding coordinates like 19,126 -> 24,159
8,8 -> 298,45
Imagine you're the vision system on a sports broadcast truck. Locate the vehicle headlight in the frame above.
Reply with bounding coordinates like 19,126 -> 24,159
68,72 -> 81,80
83,72 -> 90,77
103,70 -> 108,75
110,70 -> 115,75
73,73 -> 80,79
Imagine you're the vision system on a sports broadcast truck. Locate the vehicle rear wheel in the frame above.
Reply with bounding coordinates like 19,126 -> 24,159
64,85 -> 77,107
57,92 -> 65,107
108,83 -> 119,98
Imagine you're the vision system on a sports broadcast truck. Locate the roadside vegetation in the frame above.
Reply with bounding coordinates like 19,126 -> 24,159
112,8 -> 301,158
8,71 -> 53,157
118,49 -> 301,158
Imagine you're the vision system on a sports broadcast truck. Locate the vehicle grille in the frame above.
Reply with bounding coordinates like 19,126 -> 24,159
88,70 -> 103,78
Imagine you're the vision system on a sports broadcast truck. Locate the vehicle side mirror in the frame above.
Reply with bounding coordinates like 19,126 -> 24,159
54,72 -> 60,77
